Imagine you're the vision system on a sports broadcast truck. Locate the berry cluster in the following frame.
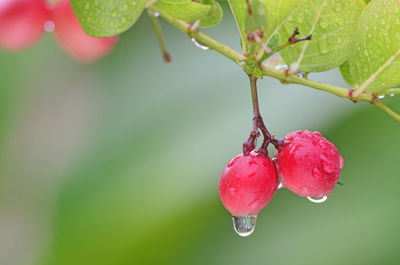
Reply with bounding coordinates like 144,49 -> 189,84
219,130 -> 343,237
0,0 -> 117,62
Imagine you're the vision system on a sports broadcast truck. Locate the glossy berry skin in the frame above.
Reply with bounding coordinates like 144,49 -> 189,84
276,130 -> 344,198
0,0 -> 48,51
49,0 -> 118,63
219,152 -> 278,217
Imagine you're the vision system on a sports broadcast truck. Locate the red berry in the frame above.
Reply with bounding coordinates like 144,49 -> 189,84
49,0 -> 118,63
0,0 -> 48,51
276,130 -> 344,198
219,151 -> 278,217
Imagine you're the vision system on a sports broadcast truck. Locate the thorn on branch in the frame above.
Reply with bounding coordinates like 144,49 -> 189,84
188,20 -> 200,34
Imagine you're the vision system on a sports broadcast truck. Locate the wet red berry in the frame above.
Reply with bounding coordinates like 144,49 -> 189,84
49,0 -> 118,63
276,130 -> 344,198
219,151 -> 278,217
0,0 -> 48,51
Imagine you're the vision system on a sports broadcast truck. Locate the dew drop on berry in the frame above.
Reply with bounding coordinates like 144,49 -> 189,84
312,167 -> 322,178
306,196 -> 328,203
232,216 -> 257,237
339,155 -> 344,169
322,161 -> 335,173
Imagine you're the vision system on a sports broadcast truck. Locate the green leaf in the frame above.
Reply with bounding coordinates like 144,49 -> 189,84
151,0 -> 211,23
227,0 -> 308,53
70,0 -> 147,37
227,0 -> 249,52
277,0 -> 365,72
196,0 -> 223,27
340,0 -> 400,93
339,61 -> 355,87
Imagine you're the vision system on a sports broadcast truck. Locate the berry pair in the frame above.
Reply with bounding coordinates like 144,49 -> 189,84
218,130 -> 343,236
0,0 -> 117,62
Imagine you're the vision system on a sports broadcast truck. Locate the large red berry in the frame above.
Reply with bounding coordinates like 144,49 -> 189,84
49,0 -> 118,63
219,151 -> 278,217
0,0 -> 48,51
276,130 -> 344,198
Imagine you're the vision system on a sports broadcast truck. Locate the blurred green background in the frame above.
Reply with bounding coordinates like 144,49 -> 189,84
1,4 -> 400,265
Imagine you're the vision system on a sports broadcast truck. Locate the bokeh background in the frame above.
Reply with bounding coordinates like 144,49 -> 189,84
1,4 -> 400,265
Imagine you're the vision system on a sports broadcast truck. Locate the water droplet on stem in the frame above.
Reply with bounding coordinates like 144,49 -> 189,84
232,216 -> 257,237
191,38 -> 209,50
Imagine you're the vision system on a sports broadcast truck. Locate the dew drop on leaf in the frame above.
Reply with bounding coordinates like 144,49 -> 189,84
318,36 -> 329,55
232,216 -> 257,237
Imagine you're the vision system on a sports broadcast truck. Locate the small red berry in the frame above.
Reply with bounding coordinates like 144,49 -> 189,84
219,151 -> 278,236
0,0 -> 48,51
49,0 -> 118,63
276,130 -> 344,199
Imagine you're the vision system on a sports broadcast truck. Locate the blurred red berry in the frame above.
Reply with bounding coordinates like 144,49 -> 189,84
219,151 -> 278,217
0,0 -> 48,51
49,0 -> 118,63
276,130 -> 344,198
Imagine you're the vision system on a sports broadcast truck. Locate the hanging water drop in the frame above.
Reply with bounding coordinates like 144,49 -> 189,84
278,182 -> 284,189
44,20 -> 55,33
191,38 -> 210,50
232,216 -> 257,237
306,196 -> 328,203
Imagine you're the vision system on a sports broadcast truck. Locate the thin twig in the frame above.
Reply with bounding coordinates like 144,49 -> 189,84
374,101 -> 400,122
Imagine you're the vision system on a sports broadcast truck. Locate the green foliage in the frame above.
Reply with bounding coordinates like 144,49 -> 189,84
196,0 -> 223,27
150,0 -> 222,27
228,0 -> 304,53
339,0 -> 400,93
277,0 -> 365,72
70,0 -> 147,37
151,0 -> 211,24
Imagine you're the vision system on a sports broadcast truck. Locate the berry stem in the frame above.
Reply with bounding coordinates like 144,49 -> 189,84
147,10 -> 171,63
243,75 -> 283,155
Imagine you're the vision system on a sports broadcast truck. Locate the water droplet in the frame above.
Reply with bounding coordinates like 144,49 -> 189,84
191,38 -> 209,50
278,182 -> 284,189
318,36 -> 329,55
322,161 -> 335,173
339,155 -> 344,169
306,196 -> 328,203
390,94 -> 395,97
227,156 -> 240,167
232,216 -> 257,237
296,70 -> 307,78
312,167 -> 322,178
319,19 -> 328,29
378,95 -> 385,99
44,20 -> 55,33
